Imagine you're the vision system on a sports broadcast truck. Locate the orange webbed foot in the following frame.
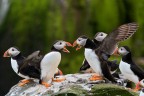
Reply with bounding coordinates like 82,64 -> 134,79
89,74 -> 103,81
41,81 -> 51,88
52,77 -> 66,82
18,79 -> 31,86
133,88 -> 140,92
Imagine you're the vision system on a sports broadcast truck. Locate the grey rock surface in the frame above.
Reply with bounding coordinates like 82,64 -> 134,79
6,73 -> 138,96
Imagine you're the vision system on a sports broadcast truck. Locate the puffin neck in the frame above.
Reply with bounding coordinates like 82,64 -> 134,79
51,46 -> 61,52
93,39 -> 101,47
12,53 -> 24,60
122,53 -> 133,64
84,39 -> 96,49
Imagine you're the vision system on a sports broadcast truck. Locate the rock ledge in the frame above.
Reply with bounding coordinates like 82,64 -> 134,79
6,73 -> 138,96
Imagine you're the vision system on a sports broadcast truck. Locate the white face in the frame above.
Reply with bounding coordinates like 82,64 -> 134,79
76,37 -> 87,46
95,32 -> 107,41
53,40 -> 66,50
118,47 -> 129,56
8,47 -> 20,57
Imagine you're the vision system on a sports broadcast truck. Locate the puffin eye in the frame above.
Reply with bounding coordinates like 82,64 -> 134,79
12,49 -> 14,51
59,42 -> 62,45
101,34 -> 103,36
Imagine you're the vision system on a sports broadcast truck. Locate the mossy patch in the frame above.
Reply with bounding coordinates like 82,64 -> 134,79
52,84 -> 138,96
91,84 -> 138,96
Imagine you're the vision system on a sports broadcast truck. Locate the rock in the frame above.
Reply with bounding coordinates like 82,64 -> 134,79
6,73 -> 138,96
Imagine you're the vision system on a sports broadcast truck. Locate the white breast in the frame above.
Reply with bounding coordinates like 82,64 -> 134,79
84,49 -> 102,75
40,52 -> 61,82
11,58 -> 30,79
119,60 -> 139,84
11,58 -> 18,73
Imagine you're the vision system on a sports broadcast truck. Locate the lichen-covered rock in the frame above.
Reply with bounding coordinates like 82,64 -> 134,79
5,73 -> 138,96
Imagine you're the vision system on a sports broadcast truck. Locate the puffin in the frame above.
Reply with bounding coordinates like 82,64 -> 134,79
118,46 -> 144,91
80,32 -> 118,74
73,22 -> 138,82
3,40 -> 72,87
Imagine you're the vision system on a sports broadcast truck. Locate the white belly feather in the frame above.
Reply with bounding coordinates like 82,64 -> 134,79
11,58 -> 18,73
40,52 -> 61,82
84,49 -> 102,75
119,60 -> 139,84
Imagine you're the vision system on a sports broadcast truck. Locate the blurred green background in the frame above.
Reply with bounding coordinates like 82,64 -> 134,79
0,0 -> 144,95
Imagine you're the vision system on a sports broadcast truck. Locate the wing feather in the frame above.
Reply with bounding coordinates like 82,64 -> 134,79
18,51 -> 43,78
98,22 -> 138,55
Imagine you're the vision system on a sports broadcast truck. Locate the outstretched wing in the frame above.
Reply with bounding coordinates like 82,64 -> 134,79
98,22 -> 138,55
18,51 -> 43,79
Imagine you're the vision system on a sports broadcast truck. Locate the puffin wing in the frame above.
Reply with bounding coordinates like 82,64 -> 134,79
98,22 -> 138,55
99,57 -> 116,82
130,64 -> 144,80
26,50 -> 41,60
107,60 -> 118,72
18,51 -> 43,79
80,59 -> 90,71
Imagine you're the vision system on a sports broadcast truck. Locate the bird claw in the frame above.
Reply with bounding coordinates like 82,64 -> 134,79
18,79 -> 30,86
52,77 -> 66,82
89,74 -> 103,81
41,81 -> 51,88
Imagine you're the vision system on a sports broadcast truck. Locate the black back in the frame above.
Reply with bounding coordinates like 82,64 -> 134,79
18,51 -> 43,79
122,53 -> 144,80
84,39 -> 96,49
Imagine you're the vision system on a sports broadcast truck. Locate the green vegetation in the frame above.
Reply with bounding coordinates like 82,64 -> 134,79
0,0 -> 144,74
91,84 -> 138,96
54,84 -> 138,96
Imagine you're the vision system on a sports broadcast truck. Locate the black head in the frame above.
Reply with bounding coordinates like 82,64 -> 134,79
73,35 -> 96,50
118,46 -> 131,56
3,47 -> 21,57
73,35 -> 89,50
94,32 -> 107,41
79,35 -> 88,39
52,40 -> 72,53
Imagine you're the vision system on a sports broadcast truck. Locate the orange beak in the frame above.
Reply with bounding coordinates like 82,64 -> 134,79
62,42 -> 72,53
62,47 -> 70,53
73,40 -> 82,51
3,50 -> 10,57
73,41 -> 77,47
66,42 -> 72,47
113,47 -> 119,56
